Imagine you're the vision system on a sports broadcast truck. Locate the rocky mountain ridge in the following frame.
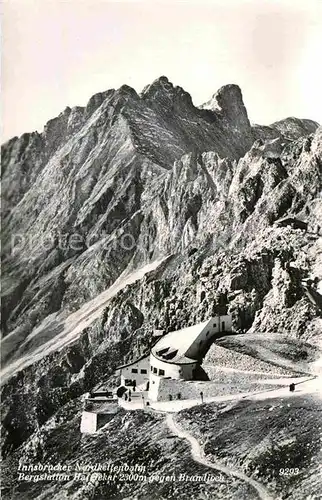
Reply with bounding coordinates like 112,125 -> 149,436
1,77 -> 322,490
2,78 -> 258,337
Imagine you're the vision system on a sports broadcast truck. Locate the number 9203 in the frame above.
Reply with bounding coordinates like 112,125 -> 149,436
279,468 -> 300,476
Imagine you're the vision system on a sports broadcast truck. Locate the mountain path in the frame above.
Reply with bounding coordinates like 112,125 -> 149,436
166,413 -> 275,500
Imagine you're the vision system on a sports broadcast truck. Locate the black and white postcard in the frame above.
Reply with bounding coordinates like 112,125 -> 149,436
1,1 -> 321,499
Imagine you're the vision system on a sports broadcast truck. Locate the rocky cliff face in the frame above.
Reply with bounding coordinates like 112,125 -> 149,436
1,78 -> 257,340
1,77 -> 322,496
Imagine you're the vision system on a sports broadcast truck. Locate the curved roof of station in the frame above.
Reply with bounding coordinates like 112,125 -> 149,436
151,318 -> 213,365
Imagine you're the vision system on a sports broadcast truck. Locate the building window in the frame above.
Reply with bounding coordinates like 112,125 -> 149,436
159,369 -> 165,376
157,347 -> 169,356
206,330 -> 209,336
131,368 -> 138,373
140,369 -> 147,374
163,349 -> 178,360
151,366 -> 153,372
214,324 -> 216,327
153,367 -> 157,374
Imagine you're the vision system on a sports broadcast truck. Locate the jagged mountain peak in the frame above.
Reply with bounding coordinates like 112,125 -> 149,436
141,75 -> 194,108
114,84 -> 139,100
141,75 -> 176,96
84,89 -> 114,116
36,86 -> 138,146
208,83 -> 243,106
270,117 -> 320,140
253,117 -> 320,142
200,83 -> 243,110
200,83 -> 251,129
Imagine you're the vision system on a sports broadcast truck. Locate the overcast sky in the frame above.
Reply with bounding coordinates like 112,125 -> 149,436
2,0 -> 322,142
